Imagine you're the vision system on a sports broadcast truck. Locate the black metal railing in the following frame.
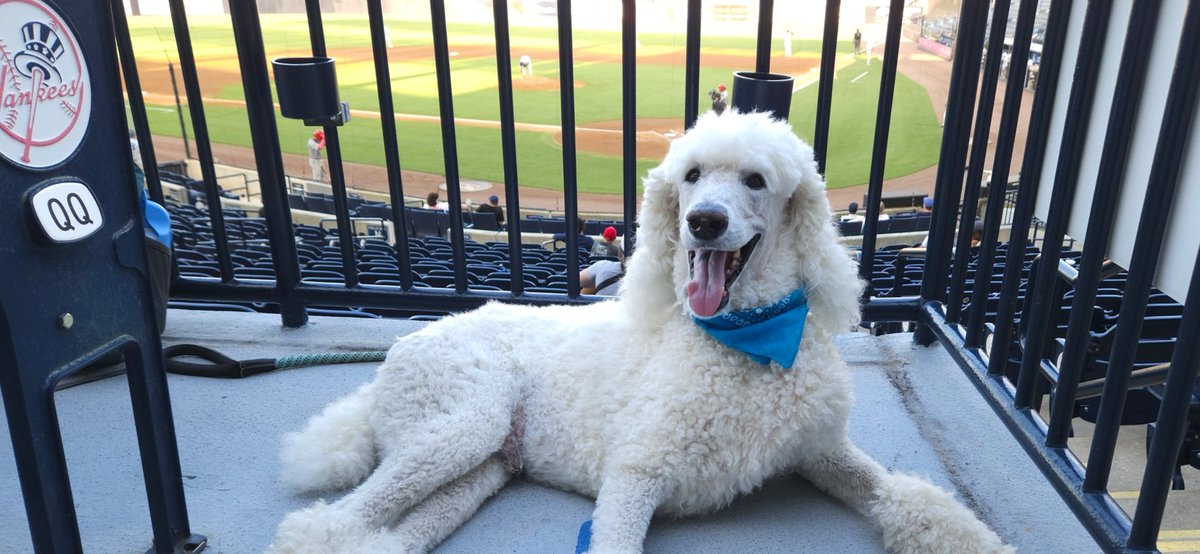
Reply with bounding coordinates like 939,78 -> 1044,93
913,0 -> 1200,552
114,0 -> 1200,551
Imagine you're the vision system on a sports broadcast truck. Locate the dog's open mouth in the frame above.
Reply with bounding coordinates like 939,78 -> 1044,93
686,234 -> 761,318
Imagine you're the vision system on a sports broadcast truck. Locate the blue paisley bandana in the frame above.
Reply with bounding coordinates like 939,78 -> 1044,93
692,288 -> 809,369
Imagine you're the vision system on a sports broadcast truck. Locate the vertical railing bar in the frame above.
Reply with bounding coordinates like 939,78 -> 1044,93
111,2 -> 164,204
1076,0 -> 1181,486
167,0 -> 234,282
755,0 -> 774,73
1131,262 -> 1200,548
947,0 -> 1013,323
428,0 -> 469,292
557,0 -> 581,296
812,0 -> 841,175
921,303 -> 1133,552
1014,0 -> 1116,409
856,0 -> 905,297
1127,4 -> 1200,542
491,0 -> 526,295
683,0 -> 702,129
366,0 -> 414,290
304,0 -> 359,288
966,0 -> 1042,345
227,0 -> 308,327
916,0 -> 988,311
167,63 -> 191,160
622,0 -> 638,256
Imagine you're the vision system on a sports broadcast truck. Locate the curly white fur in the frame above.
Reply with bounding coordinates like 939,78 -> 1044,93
269,111 -> 1010,553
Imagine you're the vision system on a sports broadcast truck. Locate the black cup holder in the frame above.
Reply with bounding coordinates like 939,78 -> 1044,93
731,71 -> 795,122
272,56 -> 349,126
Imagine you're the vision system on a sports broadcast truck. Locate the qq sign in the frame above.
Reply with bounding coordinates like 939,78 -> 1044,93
27,180 -> 102,243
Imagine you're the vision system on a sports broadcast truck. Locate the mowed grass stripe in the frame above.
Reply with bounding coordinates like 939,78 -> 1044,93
129,15 -> 940,191
143,103 -> 656,195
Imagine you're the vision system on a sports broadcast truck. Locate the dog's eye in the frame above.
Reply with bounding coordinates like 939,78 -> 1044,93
685,168 -> 701,183
744,174 -> 766,190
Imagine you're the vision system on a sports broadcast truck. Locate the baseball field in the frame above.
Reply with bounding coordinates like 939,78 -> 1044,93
125,14 -> 943,193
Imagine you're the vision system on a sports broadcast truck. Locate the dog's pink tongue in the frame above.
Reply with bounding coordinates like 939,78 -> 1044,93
687,249 -> 729,317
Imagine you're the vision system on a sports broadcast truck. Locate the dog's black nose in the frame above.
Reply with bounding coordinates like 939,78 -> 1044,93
687,209 -> 728,240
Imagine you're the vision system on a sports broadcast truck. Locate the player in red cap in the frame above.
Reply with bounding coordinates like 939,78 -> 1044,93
307,129 -> 326,181
709,83 -> 729,115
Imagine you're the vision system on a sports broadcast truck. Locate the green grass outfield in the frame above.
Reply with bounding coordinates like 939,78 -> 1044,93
130,15 -> 941,192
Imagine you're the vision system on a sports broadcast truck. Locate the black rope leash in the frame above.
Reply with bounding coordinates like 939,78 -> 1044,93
163,344 -> 387,379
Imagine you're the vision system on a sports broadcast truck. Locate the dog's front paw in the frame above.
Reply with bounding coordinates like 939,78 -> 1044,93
869,473 -> 1013,554
267,501 -> 368,554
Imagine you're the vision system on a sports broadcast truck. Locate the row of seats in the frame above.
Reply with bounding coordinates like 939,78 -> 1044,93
287,192 -> 387,217
159,171 -> 243,204
855,238 -> 1194,486
167,201 -> 613,295
837,211 -> 932,236
523,215 -> 627,237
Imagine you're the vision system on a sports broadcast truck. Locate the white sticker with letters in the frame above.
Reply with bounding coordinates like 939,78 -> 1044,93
29,180 -> 102,243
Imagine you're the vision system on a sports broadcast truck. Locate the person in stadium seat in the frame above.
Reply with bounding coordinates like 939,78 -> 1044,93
840,202 -> 864,223
549,216 -> 594,252
591,226 -> 622,258
423,191 -> 448,211
580,256 -> 624,296
475,194 -> 506,226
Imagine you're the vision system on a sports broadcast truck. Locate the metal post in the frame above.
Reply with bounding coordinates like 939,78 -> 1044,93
366,0 -> 414,290
965,0 -> 1040,345
812,0 -> 841,175
111,0 -> 164,204
167,62 -> 191,160
916,0 -> 988,339
946,0 -> 1013,322
227,0 -> 308,327
491,0 -> 526,295
755,0 -> 774,73
1130,256 -> 1200,548
557,0 -> 581,297
1049,0 -> 1165,454
167,0 -> 234,282
856,0 -> 905,298
1127,7 -> 1200,534
684,0 -> 702,129
428,0 -> 469,292
986,0 -> 1075,376
304,0 -> 359,288
1014,0 -> 1116,409
623,0 -> 638,256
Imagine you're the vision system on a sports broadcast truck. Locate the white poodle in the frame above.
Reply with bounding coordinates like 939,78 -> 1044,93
269,111 -> 1011,553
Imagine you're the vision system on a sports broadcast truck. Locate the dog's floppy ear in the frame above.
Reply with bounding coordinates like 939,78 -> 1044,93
619,163 -> 684,325
786,152 -> 864,334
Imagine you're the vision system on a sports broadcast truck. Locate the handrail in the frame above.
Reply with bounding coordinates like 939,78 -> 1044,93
216,173 -> 252,200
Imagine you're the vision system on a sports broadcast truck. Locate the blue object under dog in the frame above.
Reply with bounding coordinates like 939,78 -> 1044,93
575,519 -> 592,554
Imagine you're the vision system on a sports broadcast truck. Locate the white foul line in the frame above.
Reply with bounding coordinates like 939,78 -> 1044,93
850,71 -> 869,83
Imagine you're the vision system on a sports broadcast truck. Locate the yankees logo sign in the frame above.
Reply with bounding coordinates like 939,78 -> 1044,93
0,0 -> 91,169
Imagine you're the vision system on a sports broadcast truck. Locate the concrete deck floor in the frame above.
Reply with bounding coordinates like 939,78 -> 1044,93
1,309 -> 1099,553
